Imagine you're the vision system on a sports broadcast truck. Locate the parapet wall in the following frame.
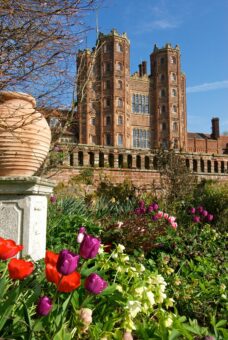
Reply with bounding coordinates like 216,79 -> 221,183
46,144 -> 228,189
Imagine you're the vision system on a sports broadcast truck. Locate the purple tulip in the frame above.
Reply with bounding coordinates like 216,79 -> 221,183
152,203 -> 159,211
193,215 -> 200,223
207,214 -> 214,222
85,273 -> 108,294
135,208 -> 141,215
50,195 -> 57,204
196,206 -> 204,213
189,207 -> 196,214
80,234 -> 101,259
79,226 -> 86,234
140,207 -> 146,214
56,249 -> 80,275
36,296 -> 52,316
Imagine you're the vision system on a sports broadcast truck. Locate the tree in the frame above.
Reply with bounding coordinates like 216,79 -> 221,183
0,0 -> 100,106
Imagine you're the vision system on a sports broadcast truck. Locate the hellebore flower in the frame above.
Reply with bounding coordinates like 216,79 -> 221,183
202,210 -> 208,217
80,234 -> 101,259
138,200 -> 145,208
123,332 -> 134,340
8,258 -> 34,280
196,206 -> 204,213
152,203 -> 159,211
157,211 -> 163,218
152,214 -> 159,221
36,296 -> 52,316
79,308 -> 93,325
0,237 -> 23,260
207,214 -> 214,222
193,215 -> 200,223
85,273 -> 108,294
56,249 -> 80,275
50,195 -> 57,204
147,204 -> 154,213
189,207 -> 196,214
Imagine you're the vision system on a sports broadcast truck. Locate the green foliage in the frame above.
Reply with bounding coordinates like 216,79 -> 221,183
149,223 -> 228,327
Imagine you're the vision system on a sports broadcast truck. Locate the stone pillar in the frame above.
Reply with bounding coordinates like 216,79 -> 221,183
114,153 -> 119,168
73,152 -> 79,166
0,176 -> 55,261
94,152 -> 100,167
83,152 -> 90,166
132,154 -> 137,169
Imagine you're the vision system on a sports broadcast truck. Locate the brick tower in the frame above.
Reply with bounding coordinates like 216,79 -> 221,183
77,29 -> 130,147
150,44 -> 187,150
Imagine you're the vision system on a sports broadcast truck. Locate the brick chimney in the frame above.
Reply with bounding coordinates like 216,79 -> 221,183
138,64 -> 142,77
142,61 -> 147,75
211,117 -> 220,139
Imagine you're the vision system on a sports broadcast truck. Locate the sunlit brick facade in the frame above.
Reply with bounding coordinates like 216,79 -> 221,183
76,29 -> 228,155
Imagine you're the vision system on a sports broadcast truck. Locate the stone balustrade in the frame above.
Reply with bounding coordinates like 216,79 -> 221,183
51,144 -> 228,176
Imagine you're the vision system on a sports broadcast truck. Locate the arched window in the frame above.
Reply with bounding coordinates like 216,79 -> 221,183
116,42 -> 123,52
170,56 -> 176,64
118,115 -> 123,125
214,160 -> 218,173
106,116 -> 111,125
173,105 -> 177,113
221,161 -> 225,173
207,160 -> 211,173
160,57 -> 165,64
108,153 -> 114,167
118,154 -> 123,168
106,133 -> 111,146
200,159 -> 205,172
160,74 -> 165,81
172,89 -> 177,97
127,154 -> 132,168
116,62 -> 122,71
186,159 -> 190,169
78,151 -> 83,166
162,105 -> 166,114
161,89 -> 166,97
193,159 -> 197,172
136,155 -> 141,169
145,156 -> 150,169
162,122 -> 166,131
171,73 -> 176,81
173,122 -> 178,132
99,153 -> 104,167
117,80 -> 122,89
117,98 -> 123,108
89,152 -> 94,167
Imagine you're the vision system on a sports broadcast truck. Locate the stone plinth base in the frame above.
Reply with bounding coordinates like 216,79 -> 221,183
0,176 -> 55,261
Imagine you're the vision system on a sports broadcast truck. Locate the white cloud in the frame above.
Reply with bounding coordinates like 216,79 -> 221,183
187,80 -> 228,93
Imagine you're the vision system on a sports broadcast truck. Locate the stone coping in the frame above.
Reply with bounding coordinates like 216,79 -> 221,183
0,176 -> 55,195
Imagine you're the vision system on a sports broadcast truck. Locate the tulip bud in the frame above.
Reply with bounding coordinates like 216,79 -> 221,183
50,195 -> 57,204
85,273 -> 108,294
196,206 -> 204,213
56,249 -> 80,275
202,210 -> 208,217
36,296 -> 52,316
80,234 -> 101,259
189,207 -> 196,214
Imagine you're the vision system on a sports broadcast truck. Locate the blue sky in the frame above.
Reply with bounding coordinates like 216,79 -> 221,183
82,0 -> 228,134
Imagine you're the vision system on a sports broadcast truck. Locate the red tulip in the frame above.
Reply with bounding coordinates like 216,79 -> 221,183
8,258 -> 34,280
0,237 -> 23,260
45,250 -> 81,292
57,272 -> 81,293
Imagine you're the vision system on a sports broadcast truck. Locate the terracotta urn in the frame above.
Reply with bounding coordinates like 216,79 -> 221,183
0,91 -> 51,176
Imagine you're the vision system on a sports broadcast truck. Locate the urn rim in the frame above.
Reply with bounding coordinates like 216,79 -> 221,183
0,91 -> 36,108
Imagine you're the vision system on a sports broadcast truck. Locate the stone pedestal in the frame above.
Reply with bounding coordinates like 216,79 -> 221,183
0,176 -> 55,261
